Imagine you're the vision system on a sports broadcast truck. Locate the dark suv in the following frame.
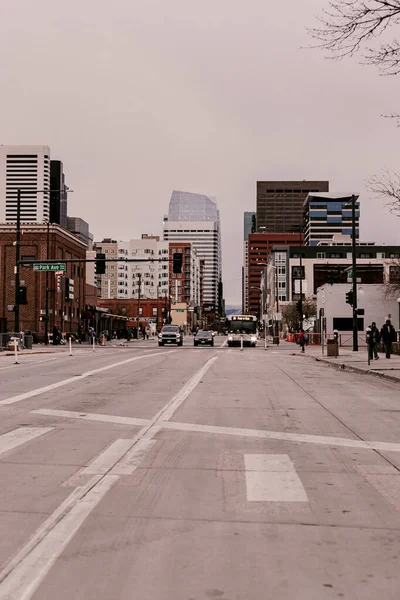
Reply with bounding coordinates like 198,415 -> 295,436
158,325 -> 183,347
194,330 -> 214,347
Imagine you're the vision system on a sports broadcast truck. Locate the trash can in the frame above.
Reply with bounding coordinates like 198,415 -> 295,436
24,332 -> 33,349
273,336 -> 279,345
327,339 -> 339,357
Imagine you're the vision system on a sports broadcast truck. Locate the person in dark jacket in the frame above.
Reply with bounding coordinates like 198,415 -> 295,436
380,319 -> 397,359
369,322 -> 380,361
52,324 -> 60,346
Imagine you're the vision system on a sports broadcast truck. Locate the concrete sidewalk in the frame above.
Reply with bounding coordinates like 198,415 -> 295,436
297,342 -> 400,383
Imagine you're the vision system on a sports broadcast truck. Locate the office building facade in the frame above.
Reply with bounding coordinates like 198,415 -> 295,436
163,190 -> 222,311
256,181 -> 329,233
50,160 -> 68,227
0,145 -> 52,223
242,211 -> 256,313
303,193 -> 360,246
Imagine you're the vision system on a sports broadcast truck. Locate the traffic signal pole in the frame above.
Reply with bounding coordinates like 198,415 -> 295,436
351,194 -> 358,351
14,189 -> 21,333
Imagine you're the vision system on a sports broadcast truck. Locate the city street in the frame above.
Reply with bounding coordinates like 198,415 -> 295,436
0,337 -> 400,599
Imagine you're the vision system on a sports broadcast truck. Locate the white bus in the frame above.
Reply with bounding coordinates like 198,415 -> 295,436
227,315 -> 258,347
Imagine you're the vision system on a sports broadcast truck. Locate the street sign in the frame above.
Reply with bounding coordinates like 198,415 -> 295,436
33,263 -> 67,272
7,305 -> 15,312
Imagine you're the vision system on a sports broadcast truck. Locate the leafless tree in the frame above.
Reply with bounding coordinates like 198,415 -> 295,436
367,170 -> 400,216
309,0 -> 400,75
310,1 -> 400,215
282,297 -> 317,332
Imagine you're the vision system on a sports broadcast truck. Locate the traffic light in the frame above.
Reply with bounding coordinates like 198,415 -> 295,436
17,286 -> 27,305
345,290 -> 354,306
173,252 -> 183,274
95,253 -> 106,275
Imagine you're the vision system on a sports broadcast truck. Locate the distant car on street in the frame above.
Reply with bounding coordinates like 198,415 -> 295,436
194,330 -> 214,347
158,325 -> 183,347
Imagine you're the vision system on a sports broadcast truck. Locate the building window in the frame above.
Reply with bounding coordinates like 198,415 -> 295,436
152,308 -> 157,316
317,252 -> 326,259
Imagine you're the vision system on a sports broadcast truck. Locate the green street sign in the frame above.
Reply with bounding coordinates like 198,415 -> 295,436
33,263 -> 66,272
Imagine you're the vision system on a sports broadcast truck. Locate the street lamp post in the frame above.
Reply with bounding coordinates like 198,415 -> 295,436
136,272 -> 142,339
351,194 -> 358,351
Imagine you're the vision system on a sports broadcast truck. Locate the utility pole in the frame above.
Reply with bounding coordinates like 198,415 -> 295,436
137,272 -> 142,339
351,194 -> 358,351
299,230 -> 303,332
14,189 -> 21,333
275,264 -> 279,345
44,221 -> 50,345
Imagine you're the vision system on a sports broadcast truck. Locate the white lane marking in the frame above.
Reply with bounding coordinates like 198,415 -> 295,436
162,421 -> 400,453
0,427 -> 54,457
0,474 -> 118,600
33,408 -> 150,428
158,355 -> 219,422
0,357 -> 59,371
111,438 -> 157,475
2,355 -> 216,598
32,408 -> 400,453
81,439 -> 134,476
0,350 -> 176,406
244,454 -> 308,502
220,339 -> 228,348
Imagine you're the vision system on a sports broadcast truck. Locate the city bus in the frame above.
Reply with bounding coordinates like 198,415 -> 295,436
227,315 -> 258,347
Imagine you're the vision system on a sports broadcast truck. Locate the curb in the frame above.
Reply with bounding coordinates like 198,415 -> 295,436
307,354 -> 400,384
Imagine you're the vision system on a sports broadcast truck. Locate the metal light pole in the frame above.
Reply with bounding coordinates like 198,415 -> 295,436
44,220 -> 50,344
351,194 -> 358,351
137,272 -> 142,339
14,189 -> 21,332
299,231 -> 303,332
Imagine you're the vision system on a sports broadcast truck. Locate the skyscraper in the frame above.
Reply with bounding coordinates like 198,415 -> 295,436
256,181 -> 329,233
303,192 -> 360,246
242,211 -> 256,314
163,190 -> 222,310
0,145 -> 51,223
50,160 -> 68,227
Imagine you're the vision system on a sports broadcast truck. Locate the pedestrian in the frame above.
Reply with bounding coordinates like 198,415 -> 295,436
298,330 -> 306,353
380,319 -> 397,359
368,322 -> 380,361
52,324 -> 59,346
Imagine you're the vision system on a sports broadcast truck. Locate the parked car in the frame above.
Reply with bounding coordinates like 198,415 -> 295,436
158,325 -> 183,347
194,330 -> 214,347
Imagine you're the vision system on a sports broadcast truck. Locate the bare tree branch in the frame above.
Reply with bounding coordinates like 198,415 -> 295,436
367,170 -> 400,216
309,0 -> 400,74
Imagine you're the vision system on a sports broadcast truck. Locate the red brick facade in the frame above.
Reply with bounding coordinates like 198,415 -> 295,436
97,297 -> 169,330
0,224 -> 86,338
248,233 -> 301,316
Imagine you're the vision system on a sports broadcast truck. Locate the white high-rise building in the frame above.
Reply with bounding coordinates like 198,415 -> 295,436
0,145 -> 51,223
116,236 -> 169,300
163,190 -> 222,309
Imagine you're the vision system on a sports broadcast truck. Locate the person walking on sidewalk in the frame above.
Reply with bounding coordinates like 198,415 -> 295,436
380,319 -> 397,359
369,322 -> 380,361
298,330 -> 306,353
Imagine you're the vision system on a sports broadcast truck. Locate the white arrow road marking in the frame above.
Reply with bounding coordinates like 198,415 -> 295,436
0,427 -> 53,458
0,350 -> 176,406
244,454 -> 308,502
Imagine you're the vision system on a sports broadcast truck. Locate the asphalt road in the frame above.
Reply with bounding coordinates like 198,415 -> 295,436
0,336 -> 400,599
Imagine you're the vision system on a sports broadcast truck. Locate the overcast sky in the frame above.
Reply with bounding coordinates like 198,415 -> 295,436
1,0 -> 399,304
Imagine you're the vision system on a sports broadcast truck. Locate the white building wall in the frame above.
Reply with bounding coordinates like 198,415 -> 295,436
0,145 -> 51,223
163,221 -> 220,306
116,238 -> 169,300
317,284 -> 400,334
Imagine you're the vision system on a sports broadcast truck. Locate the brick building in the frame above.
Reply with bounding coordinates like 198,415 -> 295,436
0,223 -> 86,338
97,297 -> 169,332
247,233 -> 301,316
